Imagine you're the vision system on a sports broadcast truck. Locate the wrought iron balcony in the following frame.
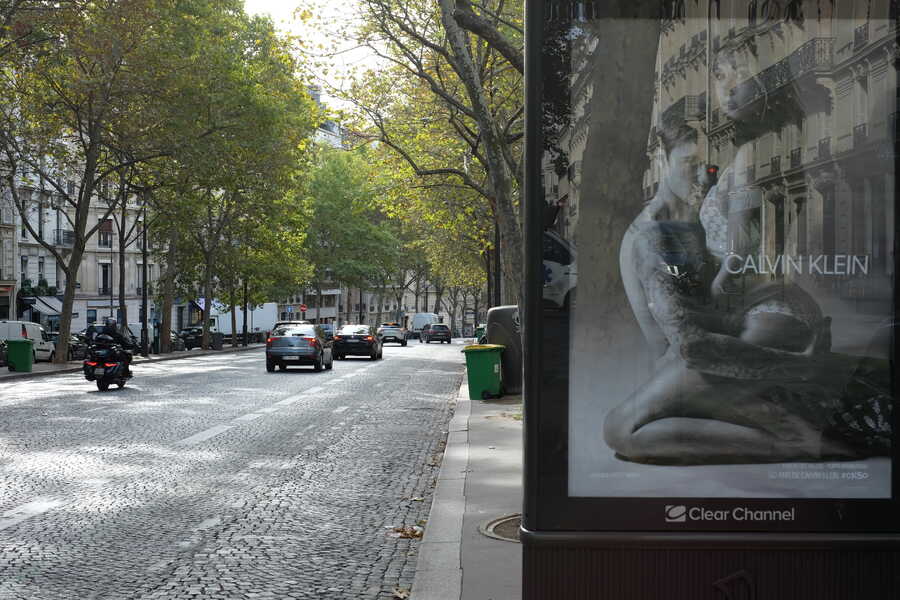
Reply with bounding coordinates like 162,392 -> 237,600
853,123 -> 868,147
854,22 -> 869,51
733,38 -> 834,110
54,229 -> 75,247
790,148 -> 802,169
818,137 -> 831,160
771,156 -> 781,175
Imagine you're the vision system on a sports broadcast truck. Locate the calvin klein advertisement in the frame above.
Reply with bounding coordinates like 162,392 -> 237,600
547,7 -> 896,499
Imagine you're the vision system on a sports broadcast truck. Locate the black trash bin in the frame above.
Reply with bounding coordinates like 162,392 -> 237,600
486,305 -> 522,394
212,332 -> 224,350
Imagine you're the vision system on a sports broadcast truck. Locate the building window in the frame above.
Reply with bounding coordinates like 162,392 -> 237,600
98,219 -> 113,248
20,256 -> 27,285
38,257 -> 44,283
99,263 -> 111,295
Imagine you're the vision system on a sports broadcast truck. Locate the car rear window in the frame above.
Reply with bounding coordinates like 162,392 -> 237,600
273,326 -> 315,336
432,324 -> 449,331
339,326 -> 370,335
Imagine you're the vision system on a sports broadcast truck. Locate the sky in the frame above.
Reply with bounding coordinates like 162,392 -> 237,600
243,0 -> 378,109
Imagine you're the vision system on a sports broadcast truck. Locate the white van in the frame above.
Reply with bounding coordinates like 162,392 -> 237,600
409,313 -> 440,340
0,320 -> 56,362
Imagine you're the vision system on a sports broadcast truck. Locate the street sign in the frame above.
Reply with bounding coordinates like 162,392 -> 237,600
299,303 -> 308,312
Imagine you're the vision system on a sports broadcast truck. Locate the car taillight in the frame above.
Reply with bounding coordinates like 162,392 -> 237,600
103,363 -> 118,368
304,337 -> 319,347
334,335 -> 342,341
266,337 -> 275,346
365,335 -> 374,341
85,361 -> 98,367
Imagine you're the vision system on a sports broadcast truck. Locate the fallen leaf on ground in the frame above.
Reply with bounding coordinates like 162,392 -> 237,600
393,587 -> 411,599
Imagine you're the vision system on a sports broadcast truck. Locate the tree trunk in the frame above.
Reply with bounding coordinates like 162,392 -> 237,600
230,294 -> 237,348
413,277 -> 420,312
315,281 -> 322,323
201,261 -> 213,350
160,236 -> 176,353
432,284 -> 444,315
117,216 -> 128,334
439,0 -> 523,303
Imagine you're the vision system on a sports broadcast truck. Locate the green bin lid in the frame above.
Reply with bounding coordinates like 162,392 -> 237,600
461,344 -> 505,353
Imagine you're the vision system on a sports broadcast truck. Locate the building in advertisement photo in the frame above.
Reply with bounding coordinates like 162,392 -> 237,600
646,0 -> 897,353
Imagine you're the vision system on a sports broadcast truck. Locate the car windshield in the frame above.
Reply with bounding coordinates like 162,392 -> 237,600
339,325 -> 369,335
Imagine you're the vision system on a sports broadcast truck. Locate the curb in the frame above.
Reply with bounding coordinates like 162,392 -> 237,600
1,344 -> 264,382
411,381 -> 471,600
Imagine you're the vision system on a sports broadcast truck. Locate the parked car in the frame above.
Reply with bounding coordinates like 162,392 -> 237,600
0,320 -> 56,362
178,327 -> 204,350
333,324 -> 382,360
168,331 -> 186,351
49,332 -> 88,361
420,323 -> 452,344
377,325 -> 407,346
0,340 -> 7,367
265,324 -> 333,372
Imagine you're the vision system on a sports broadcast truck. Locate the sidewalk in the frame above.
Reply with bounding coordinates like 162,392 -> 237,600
0,344 -> 265,383
412,382 -> 523,600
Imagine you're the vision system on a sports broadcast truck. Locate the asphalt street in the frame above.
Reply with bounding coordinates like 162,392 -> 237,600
0,340 -> 466,600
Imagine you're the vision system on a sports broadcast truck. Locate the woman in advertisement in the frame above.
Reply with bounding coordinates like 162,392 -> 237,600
606,111 -> 891,466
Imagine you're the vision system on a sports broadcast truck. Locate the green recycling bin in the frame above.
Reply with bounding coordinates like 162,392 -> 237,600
462,344 -> 505,400
7,338 -> 34,373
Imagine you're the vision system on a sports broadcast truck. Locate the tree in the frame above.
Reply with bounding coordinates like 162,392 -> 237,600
311,0 -> 523,302
302,146 -> 401,325
0,0 -> 206,362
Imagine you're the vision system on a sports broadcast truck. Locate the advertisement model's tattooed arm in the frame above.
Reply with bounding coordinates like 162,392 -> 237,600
630,223 -> 824,381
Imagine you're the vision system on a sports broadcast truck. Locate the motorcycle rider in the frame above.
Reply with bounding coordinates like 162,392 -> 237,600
96,319 -> 135,376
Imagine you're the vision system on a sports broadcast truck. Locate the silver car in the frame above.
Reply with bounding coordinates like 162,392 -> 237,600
265,324 -> 333,372
377,326 -> 407,346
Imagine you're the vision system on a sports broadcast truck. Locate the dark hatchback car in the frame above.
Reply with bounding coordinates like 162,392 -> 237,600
265,324 -> 333,372
333,324 -> 382,360
50,332 -> 88,361
420,323 -> 451,344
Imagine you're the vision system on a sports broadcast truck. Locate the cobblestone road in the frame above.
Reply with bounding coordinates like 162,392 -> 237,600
0,340 -> 465,599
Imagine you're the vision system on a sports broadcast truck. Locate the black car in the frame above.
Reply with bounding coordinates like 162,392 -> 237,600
265,324 -> 333,372
179,327 -> 203,350
333,324 -> 382,360
421,323 -> 451,344
50,332 -> 88,361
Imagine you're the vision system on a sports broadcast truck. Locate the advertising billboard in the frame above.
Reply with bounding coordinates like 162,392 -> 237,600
530,0 -> 899,532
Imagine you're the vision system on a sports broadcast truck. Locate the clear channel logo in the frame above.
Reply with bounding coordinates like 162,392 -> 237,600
665,505 -> 687,523
665,505 -> 796,523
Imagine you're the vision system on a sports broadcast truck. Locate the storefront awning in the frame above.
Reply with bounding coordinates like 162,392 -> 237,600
30,296 -> 63,316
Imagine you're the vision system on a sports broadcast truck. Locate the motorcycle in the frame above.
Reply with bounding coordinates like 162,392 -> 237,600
83,342 -> 133,392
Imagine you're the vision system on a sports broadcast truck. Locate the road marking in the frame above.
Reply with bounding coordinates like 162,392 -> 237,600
305,386 -> 324,394
232,413 -> 263,423
303,445 -> 316,450
258,406 -> 280,414
0,497 -> 64,532
176,424 -> 234,446
274,393 -> 305,407
333,406 -> 349,414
